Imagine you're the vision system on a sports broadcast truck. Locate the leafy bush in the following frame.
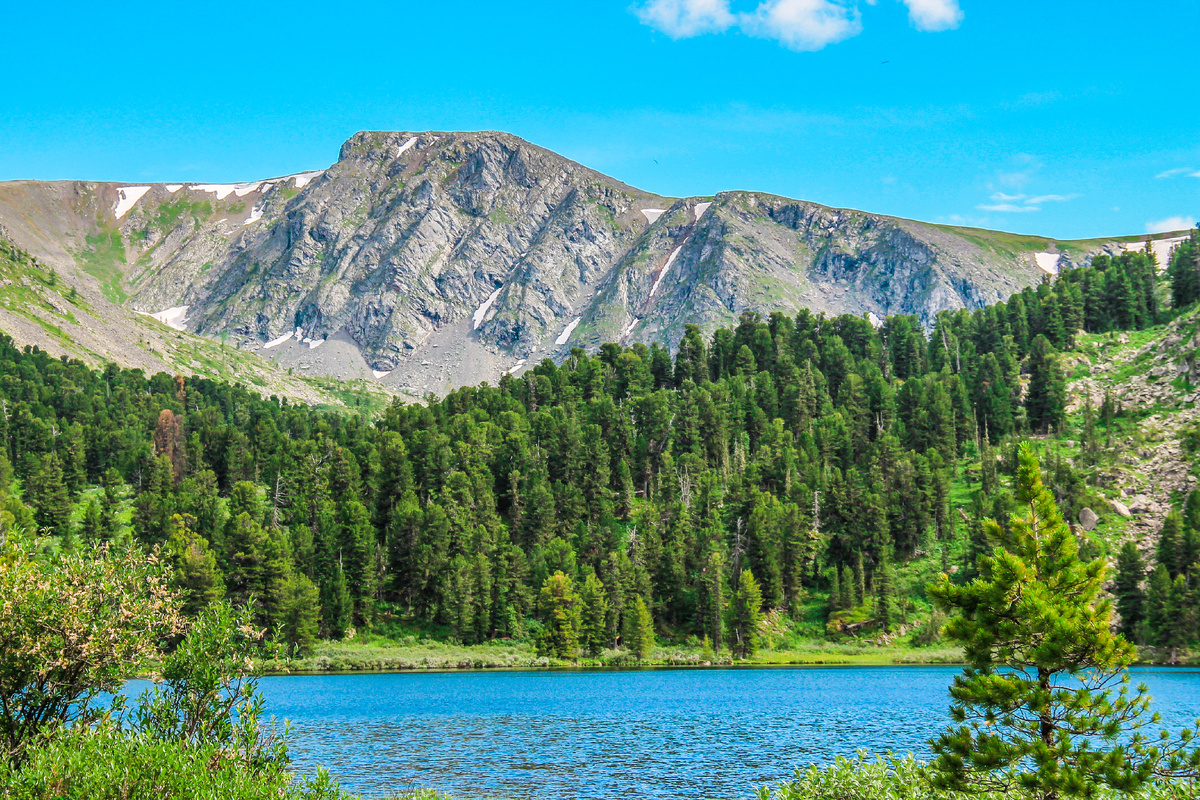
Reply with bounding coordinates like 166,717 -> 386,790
0,540 -> 181,762
759,754 -> 1198,800
0,725 -> 349,800
132,602 -> 287,771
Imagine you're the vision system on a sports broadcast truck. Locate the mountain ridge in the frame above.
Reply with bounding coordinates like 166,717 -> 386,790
0,130 -> 1190,397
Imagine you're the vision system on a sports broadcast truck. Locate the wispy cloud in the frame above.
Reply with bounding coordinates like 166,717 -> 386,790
976,180 -> 1077,214
1146,215 -> 1196,234
1155,167 -> 1197,179
977,203 -> 1040,213
1027,194 -> 1076,204
901,0 -> 963,31
634,0 -> 960,50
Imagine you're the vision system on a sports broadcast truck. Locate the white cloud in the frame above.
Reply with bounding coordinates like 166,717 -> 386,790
1146,215 -> 1196,234
635,0 -> 957,49
901,0 -> 962,31
1155,167 -> 1195,179
741,0 -> 861,51
1026,194 -> 1075,204
978,203 -> 1040,213
634,0 -> 736,37
977,190 -> 1075,214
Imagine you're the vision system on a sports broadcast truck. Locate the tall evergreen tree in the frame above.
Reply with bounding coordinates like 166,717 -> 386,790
929,446 -> 1197,800
728,569 -> 763,659
631,595 -> 655,661
1112,540 -> 1145,643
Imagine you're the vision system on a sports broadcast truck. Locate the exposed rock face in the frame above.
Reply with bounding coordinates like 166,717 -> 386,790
0,130 -> 1157,392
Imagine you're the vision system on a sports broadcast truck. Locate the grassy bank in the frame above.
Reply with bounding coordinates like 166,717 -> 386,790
261,635 -> 963,674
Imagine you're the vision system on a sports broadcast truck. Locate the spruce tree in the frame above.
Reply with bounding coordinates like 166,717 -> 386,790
165,513 -> 224,616
1157,511 -> 1185,578
1169,232 -> 1199,309
1026,335 -> 1066,434
853,552 -> 866,608
27,452 -> 70,537
279,572 -> 321,655
1145,563 -> 1172,651
840,563 -> 856,609
728,569 -> 763,659
874,553 -> 897,633
929,446 -> 1200,799
578,569 -> 610,656
537,571 -> 580,661
828,566 -> 842,612
1112,540 -> 1145,643
632,595 -> 655,661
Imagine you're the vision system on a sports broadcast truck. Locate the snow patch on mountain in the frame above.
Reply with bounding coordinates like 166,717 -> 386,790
472,287 -> 503,330
136,305 -> 188,330
649,246 -> 682,299
555,317 -> 582,346
1035,252 -> 1061,275
114,187 -> 151,219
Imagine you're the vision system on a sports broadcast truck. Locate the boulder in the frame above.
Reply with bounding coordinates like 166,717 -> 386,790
1112,500 -> 1132,519
1079,508 -> 1099,531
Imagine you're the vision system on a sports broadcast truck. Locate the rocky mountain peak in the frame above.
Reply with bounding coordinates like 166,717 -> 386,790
0,130 -> 1182,397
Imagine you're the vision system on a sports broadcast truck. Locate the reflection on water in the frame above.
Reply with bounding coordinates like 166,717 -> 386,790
257,666 -> 1200,800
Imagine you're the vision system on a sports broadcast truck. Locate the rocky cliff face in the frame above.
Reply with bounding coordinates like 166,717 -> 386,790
0,130 -> 1160,395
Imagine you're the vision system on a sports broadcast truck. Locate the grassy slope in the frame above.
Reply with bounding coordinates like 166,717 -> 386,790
0,233 -> 397,412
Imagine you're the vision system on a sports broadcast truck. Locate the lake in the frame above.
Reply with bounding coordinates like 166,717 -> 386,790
257,666 -> 1200,800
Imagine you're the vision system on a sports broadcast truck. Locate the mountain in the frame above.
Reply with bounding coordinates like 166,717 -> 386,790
0,130 -> 1187,397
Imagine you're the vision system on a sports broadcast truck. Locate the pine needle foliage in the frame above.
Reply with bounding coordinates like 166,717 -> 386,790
929,446 -> 1200,800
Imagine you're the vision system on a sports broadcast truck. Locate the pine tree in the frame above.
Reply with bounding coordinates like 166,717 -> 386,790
828,566 -> 842,612
1026,335 -> 1066,433
321,562 -> 353,640
578,569 -> 609,657
278,572 -> 321,655
929,445 -> 1199,800
632,595 -> 655,661
853,551 -> 866,607
1112,540 -> 1145,643
165,514 -> 224,616
874,549 -> 897,633
1145,563 -> 1172,652
728,568 -> 763,659
840,563 -> 856,608
537,571 -> 580,660
26,452 -> 71,537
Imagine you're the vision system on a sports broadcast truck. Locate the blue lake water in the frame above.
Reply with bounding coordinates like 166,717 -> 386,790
251,666 -> 1200,800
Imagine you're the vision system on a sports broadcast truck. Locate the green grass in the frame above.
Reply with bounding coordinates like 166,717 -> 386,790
930,224 -> 1052,259
149,197 -> 212,231
266,635 -> 964,674
75,228 -> 128,303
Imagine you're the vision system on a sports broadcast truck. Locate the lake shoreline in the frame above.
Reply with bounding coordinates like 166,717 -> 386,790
256,639 -> 968,675
256,641 -> 1198,677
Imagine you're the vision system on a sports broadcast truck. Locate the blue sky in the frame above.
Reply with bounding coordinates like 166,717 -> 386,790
2,0 -> 1197,240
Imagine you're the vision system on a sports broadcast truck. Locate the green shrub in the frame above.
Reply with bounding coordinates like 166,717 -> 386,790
759,754 -> 1198,800
0,726 -> 350,799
